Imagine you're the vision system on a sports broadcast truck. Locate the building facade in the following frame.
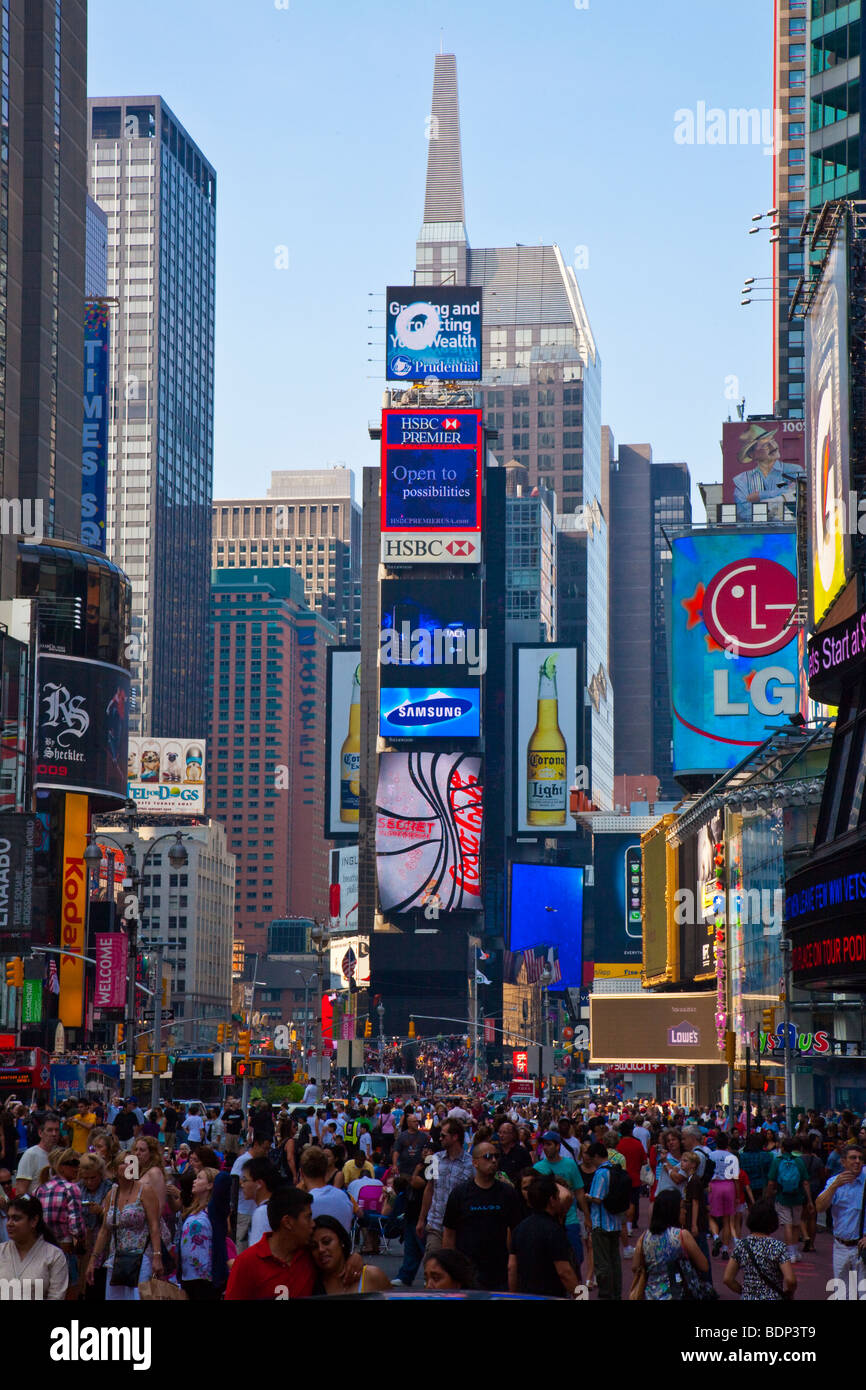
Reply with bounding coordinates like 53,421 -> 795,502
208,567 -> 334,960
609,439 -> 691,798
211,467 -> 361,643
410,53 -> 612,807
772,0 -> 808,417
88,96 -> 216,737
0,0 -> 89,600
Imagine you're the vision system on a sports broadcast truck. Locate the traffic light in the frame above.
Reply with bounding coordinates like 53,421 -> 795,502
364,1019 -> 372,1038
134,1053 -> 147,1072
237,1061 -> 247,1077
465,1035 -> 471,1050
724,1030 -> 737,1068
408,1019 -> 416,1039
761,1008 -> 776,1033
5,958 -> 23,988
156,1054 -> 167,1073
161,974 -> 170,1009
254,1061 -> 265,1077
239,1029 -> 251,1058
217,1023 -> 226,1045
116,1024 -> 124,1045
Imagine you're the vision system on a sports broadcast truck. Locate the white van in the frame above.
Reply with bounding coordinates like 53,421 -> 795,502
350,1073 -> 418,1103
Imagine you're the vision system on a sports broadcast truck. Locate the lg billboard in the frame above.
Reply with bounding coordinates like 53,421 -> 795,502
670,532 -> 802,777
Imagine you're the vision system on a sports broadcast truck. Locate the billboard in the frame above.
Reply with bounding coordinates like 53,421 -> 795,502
807,230 -> 851,626
0,813 -> 40,953
81,302 -> 110,552
379,579 -> 483,686
329,843 -> 358,933
127,737 -> 205,815
379,688 -> 481,739
592,832 -> 643,979
376,751 -> 482,913
325,647 -> 361,838
670,532 -> 802,776
93,932 -> 128,1010
385,285 -> 482,382
722,418 -> 805,522
59,793 -> 88,1029
34,655 -> 130,800
329,935 -> 370,989
380,408 -> 482,565
513,646 -> 579,834
589,992 -> 721,1064
509,863 -> 584,988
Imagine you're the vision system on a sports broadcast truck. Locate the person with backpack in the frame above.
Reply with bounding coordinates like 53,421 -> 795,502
707,1131 -> 739,1261
629,1188 -> 709,1300
766,1136 -> 814,1268
587,1139 -> 631,1299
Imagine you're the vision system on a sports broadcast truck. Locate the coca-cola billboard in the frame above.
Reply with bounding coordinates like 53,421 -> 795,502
375,752 -> 483,913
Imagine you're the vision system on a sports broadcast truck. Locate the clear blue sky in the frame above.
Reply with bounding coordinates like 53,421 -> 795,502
89,0 -> 776,506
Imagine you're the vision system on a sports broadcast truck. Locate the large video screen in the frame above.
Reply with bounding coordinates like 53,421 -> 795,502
513,646 -> 578,834
509,863 -> 584,988
807,231 -> 852,626
376,752 -> 482,914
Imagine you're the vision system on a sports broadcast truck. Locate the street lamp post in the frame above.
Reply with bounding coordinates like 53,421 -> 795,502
87,826 -> 188,1098
294,969 -> 317,1078
309,921 -> 330,1101
377,1001 -> 385,1071
540,963 -> 553,1108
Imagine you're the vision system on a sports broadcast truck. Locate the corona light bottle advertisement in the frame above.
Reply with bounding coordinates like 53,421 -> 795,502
340,663 -> 361,823
514,646 -> 578,834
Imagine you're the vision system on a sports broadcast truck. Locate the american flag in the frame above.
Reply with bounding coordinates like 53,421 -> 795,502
46,957 -> 60,995
523,946 -> 561,985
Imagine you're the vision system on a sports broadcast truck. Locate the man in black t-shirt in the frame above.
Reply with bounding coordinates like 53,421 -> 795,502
495,1120 -> 532,1185
112,1099 -> 139,1151
163,1102 -> 179,1152
442,1139 -> 523,1291
223,1102 -> 244,1159
509,1173 -> 579,1299
394,1113 -> 427,1176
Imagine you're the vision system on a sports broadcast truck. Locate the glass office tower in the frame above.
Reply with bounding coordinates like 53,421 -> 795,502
88,96 -> 216,736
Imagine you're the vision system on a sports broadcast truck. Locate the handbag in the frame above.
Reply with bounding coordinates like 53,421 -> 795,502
741,1238 -> 792,1300
665,1233 -> 718,1302
108,1186 -> 150,1288
139,1277 -> 187,1302
639,1163 -> 654,1187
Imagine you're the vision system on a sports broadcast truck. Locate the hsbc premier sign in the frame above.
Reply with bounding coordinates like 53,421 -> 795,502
380,408 -> 482,565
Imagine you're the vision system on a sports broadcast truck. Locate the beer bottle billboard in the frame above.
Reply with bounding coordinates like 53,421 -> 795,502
526,654 -> 566,825
340,663 -> 361,822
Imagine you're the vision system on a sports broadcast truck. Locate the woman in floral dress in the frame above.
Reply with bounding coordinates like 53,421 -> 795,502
87,1158 -> 164,1301
179,1166 -> 220,1299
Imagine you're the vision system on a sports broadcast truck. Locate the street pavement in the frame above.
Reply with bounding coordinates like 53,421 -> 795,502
368,1224 -> 841,1300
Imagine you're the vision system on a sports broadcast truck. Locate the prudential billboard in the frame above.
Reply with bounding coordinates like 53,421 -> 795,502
670,531 -> 802,777
386,286 -> 482,382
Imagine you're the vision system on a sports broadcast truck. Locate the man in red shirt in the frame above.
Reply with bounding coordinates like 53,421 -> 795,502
617,1120 -> 647,1236
225,1187 -> 316,1299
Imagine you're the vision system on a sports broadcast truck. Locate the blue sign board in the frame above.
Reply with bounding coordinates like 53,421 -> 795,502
670,530 -> 802,776
50,1063 -> 85,1106
386,286 -> 482,381
381,409 -> 482,533
81,303 -> 110,552
379,687 -> 481,739
510,864 -> 584,988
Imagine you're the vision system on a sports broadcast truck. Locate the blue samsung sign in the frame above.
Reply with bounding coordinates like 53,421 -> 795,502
379,687 -> 481,738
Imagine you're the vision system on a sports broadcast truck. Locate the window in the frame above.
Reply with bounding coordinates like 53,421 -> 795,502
788,44 -> 806,61
789,96 -> 805,114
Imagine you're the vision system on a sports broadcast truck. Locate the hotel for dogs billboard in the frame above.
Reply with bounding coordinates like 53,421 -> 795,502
670,531 -> 802,777
380,408 -> 483,565
385,286 -> 482,382
376,751 -> 483,914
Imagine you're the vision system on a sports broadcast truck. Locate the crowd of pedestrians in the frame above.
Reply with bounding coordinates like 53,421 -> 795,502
0,1089 -> 863,1299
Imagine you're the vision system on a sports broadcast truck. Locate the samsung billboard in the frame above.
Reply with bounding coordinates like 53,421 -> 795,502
385,286 -> 482,382
670,531 -> 802,777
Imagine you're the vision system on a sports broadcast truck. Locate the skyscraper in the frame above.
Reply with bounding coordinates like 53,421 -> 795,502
88,96 -> 216,737
412,54 -> 612,807
608,437 -> 691,798
209,567 -> 334,960
0,0 -> 89,599
212,468 -> 361,642
772,0 -> 808,418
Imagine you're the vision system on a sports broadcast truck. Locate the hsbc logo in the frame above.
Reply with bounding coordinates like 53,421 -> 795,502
443,417 -> 459,430
381,531 -> 481,565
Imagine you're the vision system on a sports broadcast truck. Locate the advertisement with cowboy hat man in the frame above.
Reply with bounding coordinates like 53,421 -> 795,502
722,420 -> 805,522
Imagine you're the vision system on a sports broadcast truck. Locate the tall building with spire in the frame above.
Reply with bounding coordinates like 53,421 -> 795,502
412,54 -> 612,807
